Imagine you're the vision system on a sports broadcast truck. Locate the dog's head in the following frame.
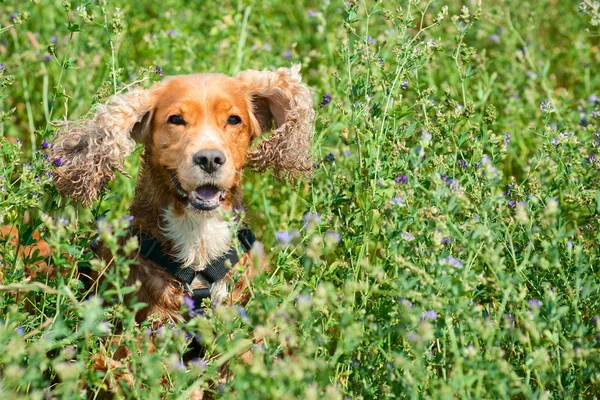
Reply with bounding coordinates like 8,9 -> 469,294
51,66 -> 314,211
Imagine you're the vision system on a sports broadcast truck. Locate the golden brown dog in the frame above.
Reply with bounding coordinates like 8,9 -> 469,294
50,66 -> 313,325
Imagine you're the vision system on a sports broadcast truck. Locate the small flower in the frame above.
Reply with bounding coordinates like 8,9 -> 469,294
16,326 -> 24,335
394,175 -> 408,184
367,36 -> 375,45
400,81 -> 408,90
441,237 -> 451,245
390,197 -> 405,206
262,43 -> 272,51
323,152 -> 335,163
399,298 -> 413,309
490,34 -> 500,42
282,50 -> 292,59
588,154 -> 597,164
275,229 -> 298,245
402,232 -> 415,241
168,29 -> 177,35
236,306 -> 249,323
527,299 -> 542,309
50,35 -> 57,44
303,212 -> 321,227
525,70 -> 537,79
588,94 -> 598,104
508,200 -> 516,208
41,140 -> 50,149
457,159 -> 467,168
343,150 -> 353,156
155,65 -> 164,78
250,44 -> 259,51
52,157 -> 63,166
325,231 -> 341,244
441,256 -> 462,268
320,93 -> 332,107
307,9 -> 319,17
421,310 -> 437,320
10,12 -> 18,21
183,296 -> 196,314
0,63 -> 4,74
540,100 -> 555,114
502,133 -> 511,148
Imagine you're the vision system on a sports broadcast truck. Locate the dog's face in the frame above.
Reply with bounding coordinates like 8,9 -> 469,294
148,75 -> 259,212
51,66 -> 314,207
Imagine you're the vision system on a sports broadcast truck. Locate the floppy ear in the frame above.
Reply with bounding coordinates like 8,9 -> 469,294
51,88 -> 155,205
236,65 -> 315,178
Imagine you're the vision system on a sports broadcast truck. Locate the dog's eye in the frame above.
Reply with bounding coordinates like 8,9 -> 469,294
227,115 -> 242,125
168,115 -> 185,125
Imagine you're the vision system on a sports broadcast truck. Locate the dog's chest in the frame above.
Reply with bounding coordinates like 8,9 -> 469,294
161,207 -> 232,303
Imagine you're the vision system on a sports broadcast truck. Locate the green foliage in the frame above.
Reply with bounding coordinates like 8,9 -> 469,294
1,0 -> 600,398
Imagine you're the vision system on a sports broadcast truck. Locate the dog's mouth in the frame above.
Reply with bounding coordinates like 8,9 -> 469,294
171,174 -> 226,211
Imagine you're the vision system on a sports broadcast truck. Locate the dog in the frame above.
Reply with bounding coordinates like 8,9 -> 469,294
50,65 -> 313,328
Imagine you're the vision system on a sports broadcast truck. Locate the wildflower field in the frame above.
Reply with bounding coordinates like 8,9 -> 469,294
2,0 -> 600,398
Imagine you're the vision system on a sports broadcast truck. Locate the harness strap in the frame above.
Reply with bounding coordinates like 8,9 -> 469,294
134,226 -> 256,313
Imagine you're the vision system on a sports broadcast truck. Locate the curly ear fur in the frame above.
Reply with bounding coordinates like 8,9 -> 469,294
236,65 -> 315,178
51,89 -> 154,205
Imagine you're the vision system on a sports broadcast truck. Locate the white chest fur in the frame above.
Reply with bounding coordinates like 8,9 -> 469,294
161,206 -> 232,305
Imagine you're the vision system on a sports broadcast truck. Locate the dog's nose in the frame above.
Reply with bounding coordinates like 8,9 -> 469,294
193,149 -> 226,174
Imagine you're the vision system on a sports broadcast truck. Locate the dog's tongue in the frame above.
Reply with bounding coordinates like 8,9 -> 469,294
192,185 -> 221,201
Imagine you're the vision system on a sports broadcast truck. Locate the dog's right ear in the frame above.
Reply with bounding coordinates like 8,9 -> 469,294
51,87 -> 158,205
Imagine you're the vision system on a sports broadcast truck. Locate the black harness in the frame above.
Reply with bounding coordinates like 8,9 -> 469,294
132,227 -> 256,314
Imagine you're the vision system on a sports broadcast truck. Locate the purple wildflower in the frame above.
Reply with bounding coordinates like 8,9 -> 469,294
325,231 -> 341,244
155,65 -> 164,78
390,197 -> 405,206
320,93 -> 332,107
490,34 -> 500,42
16,326 -> 24,335
588,94 -> 598,104
421,310 -> 437,320
236,306 -> 249,323
441,237 -> 451,244
51,36 -> 57,44
41,140 -> 49,149
324,152 -> 335,163
250,44 -> 259,51
400,298 -> 413,309
441,256 -> 462,268
303,212 -> 321,227
588,154 -> 597,163
52,157 -> 63,166
400,81 -> 408,90
307,9 -> 319,17
508,200 -> 516,208
457,159 -> 467,168
168,29 -> 177,35
262,43 -> 272,51
275,230 -> 298,245
402,232 -> 415,241
343,150 -> 354,156
394,175 -> 408,184
503,133 -> 511,148
10,12 -> 18,21
283,50 -> 292,59
367,36 -> 375,45
183,296 -> 196,314
527,299 -> 542,309
540,100 -> 555,113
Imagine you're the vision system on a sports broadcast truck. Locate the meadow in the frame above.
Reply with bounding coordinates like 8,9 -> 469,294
1,0 -> 600,398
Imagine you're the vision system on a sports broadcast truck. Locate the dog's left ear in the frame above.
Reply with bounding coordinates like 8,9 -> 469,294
236,65 -> 314,178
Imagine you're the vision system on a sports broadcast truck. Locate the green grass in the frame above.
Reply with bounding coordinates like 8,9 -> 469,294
1,0 -> 600,398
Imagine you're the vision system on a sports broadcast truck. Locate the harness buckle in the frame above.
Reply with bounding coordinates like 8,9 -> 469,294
185,282 -> 194,296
